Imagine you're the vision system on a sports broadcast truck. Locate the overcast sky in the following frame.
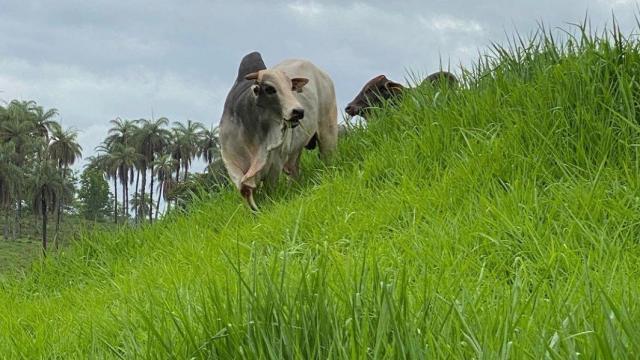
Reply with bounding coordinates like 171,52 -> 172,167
1,0 -> 638,169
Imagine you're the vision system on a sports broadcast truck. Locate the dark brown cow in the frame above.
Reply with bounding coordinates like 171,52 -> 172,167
345,71 -> 457,118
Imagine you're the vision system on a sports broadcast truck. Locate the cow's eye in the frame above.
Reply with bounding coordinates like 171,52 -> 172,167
264,85 -> 276,95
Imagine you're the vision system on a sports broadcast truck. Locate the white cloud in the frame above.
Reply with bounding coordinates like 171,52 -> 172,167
598,0 -> 635,5
423,15 -> 484,33
0,57 -> 226,169
1,0 -> 639,167
287,1 -> 325,17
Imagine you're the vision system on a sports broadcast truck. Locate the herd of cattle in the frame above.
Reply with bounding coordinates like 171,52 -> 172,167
219,51 -> 457,210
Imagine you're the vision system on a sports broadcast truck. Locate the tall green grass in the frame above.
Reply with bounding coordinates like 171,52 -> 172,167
2,23 -> 640,358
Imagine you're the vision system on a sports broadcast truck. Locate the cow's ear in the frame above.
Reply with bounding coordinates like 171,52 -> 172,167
385,80 -> 404,93
245,72 -> 259,81
291,78 -> 309,93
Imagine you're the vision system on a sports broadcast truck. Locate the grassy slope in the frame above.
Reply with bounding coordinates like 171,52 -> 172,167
2,27 -> 640,358
0,216 -> 115,274
0,240 -> 39,274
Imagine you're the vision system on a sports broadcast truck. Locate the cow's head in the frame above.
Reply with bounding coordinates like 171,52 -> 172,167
245,69 -> 309,128
345,75 -> 404,118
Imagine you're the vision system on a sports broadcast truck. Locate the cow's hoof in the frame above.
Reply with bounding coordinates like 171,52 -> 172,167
241,185 -> 259,212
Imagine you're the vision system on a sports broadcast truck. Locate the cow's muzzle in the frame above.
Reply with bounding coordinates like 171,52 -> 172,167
286,107 -> 304,128
288,121 -> 300,129
345,104 -> 361,117
284,118 -> 300,129
291,108 -> 304,121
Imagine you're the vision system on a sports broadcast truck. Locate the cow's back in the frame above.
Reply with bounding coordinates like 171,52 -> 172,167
273,59 -> 335,106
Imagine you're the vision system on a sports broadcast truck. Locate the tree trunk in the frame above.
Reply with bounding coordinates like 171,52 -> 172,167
42,194 -> 47,256
124,179 -> 131,221
54,164 -> 67,249
125,170 -> 129,222
155,182 -> 162,221
134,169 -> 140,219
121,176 -> 126,224
149,168 -> 154,223
175,164 -> 180,209
113,177 -> 118,224
184,164 -> 189,181
54,206 -> 61,249
16,193 -> 22,239
140,166 -> 147,222
13,199 -> 19,240
2,210 -> 8,240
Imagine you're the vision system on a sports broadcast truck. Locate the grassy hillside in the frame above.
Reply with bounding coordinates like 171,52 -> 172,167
0,240 -> 39,274
0,215 -> 115,274
2,25 -> 640,358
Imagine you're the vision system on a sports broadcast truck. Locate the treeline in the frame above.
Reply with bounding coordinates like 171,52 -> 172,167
0,100 -> 81,252
87,117 -> 224,227
1,99 -> 225,254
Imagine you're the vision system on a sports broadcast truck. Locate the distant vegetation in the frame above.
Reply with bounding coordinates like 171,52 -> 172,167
88,117 -> 224,225
0,100 -> 82,252
2,21 -> 640,358
0,100 -> 225,261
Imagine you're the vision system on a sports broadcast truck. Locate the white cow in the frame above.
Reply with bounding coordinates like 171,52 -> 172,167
219,52 -> 338,210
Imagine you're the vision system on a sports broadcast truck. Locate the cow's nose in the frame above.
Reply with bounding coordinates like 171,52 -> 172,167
345,105 -> 357,116
291,108 -> 304,121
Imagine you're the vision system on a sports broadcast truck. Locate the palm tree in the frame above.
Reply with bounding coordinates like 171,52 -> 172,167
103,118 -> 139,222
129,192 -> 154,222
0,110 -> 35,164
4,100 -> 36,128
162,177 -> 178,214
170,135 -> 182,186
136,117 -> 170,223
30,159 -> 64,255
105,118 -> 140,218
87,153 -> 118,223
48,123 -> 82,246
172,120 -> 204,181
3,100 -> 50,156
105,117 -> 138,148
0,121 -> 24,239
151,154 -> 176,220
108,143 -> 139,222
31,105 -> 59,141
49,124 -> 83,169
1,101 -> 41,238
0,142 -> 18,239
199,126 -> 220,165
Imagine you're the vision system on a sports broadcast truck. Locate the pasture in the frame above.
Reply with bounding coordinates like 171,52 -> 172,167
1,25 -> 639,358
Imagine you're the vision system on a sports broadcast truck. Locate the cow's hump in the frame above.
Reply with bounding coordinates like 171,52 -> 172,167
236,51 -> 267,82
